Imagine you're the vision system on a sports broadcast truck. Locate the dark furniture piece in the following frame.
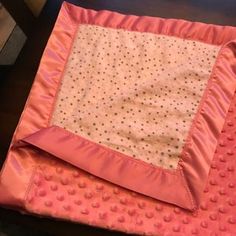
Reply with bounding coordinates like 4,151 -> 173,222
0,1 -> 236,235
1,0 -> 36,37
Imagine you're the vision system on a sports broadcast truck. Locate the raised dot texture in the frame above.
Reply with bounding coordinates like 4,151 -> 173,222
68,188 -> 76,195
74,200 -> 82,206
99,212 -> 107,219
138,201 -> 146,209
136,219 -> 143,226
174,207 -> 181,214
120,197 -> 128,205
228,199 -> 235,206
155,205 -> 163,211
118,216 -> 125,223
191,228 -> 198,235
110,205 -> 118,212
84,191 -> 93,199
102,193 -> 110,201
210,179 -> 217,185
61,178 -> 69,185
96,184 -> 104,190
56,167 -> 63,174
78,181 -> 86,188
228,217 -> 235,224
163,214 -> 172,222
63,205 -> 71,211
200,203 -> 208,211
72,170 -> 80,178
209,214 -> 217,221
200,221 -> 208,228
219,171 -> 226,177
227,165 -> 234,171
182,217 -> 190,224
92,202 -> 100,208
145,212 -> 154,219
44,201 -> 52,207
33,177 -> 41,186
210,195 -> 218,203
44,174 -> 52,181
172,225 -> 180,232
219,225 -> 226,232
128,209 -> 136,216
56,194 -> 64,201
218,206 -> 226,214
38,189 -> 46,197
113,188 -> 120,194
50,184 -> 58,191
81,208 -> 89,215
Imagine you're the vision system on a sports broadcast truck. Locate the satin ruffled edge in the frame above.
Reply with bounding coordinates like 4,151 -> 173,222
65,1 -> 236,46
180,40 -> 236,205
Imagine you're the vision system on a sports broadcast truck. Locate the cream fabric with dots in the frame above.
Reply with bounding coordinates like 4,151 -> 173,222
51,24 -> 219,169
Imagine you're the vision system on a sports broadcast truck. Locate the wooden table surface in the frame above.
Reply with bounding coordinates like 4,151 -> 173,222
0,0 -> 236,235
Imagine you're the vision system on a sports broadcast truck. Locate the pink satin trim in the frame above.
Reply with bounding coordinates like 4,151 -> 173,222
22,126 -> 195,210
180,41 -> 236,204
0,2 -> 236,211
0,4 -> 77,207
65,2 -> 236,46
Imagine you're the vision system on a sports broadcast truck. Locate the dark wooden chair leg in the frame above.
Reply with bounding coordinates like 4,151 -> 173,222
1,0 -> 36,37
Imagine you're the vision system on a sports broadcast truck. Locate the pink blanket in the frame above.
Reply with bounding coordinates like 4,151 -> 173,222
1,2 -> 236,235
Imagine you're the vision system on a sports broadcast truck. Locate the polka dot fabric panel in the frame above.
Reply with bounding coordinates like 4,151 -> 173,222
51,24 -> 219,169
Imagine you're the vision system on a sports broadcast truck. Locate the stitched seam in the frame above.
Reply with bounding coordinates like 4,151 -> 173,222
77,23 -> 227,47
175,45 -> 224,209
177,40 -> 236,210
178,44 -> 224,168
23,164 -> 38,205
25,126 -> 178,176
179,169 -> 196,210
47,12 -> 79,126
